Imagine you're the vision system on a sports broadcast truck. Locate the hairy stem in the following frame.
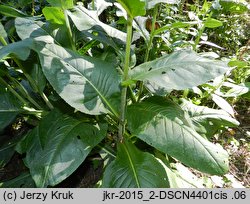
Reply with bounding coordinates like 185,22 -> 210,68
118,15 -> 133,143
64,10 -> 75,51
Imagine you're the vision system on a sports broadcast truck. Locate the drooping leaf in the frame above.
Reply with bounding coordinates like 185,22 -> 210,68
117,0 -> 146,17
0,85 -> 23,132
0,5 -> 29,17
128,50 -> 229,95
102,140 -> 169,187
146,0 -> 180,9
46,0 -> 74,9
67,5 -> 127,47
0,38 -> 33,61
127,97 -> 229,175
180,99 -> 239,138
211,94 -> 235,116
204,18 -> 223,28
42,7 -> 66,25
33,41 -> 121,116
223,82 -> 250,97
16,109 -> 107,187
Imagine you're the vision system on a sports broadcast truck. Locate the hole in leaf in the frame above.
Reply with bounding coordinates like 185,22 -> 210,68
148,67 -> 152,71
77,135 -> 81,140
162,71 -> 166,74
171,69 -> 175,71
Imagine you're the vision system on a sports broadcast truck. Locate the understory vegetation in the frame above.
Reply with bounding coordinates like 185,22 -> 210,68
0,0 -> 249,188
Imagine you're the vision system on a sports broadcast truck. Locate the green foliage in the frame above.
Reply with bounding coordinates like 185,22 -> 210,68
0,0 -> 248,188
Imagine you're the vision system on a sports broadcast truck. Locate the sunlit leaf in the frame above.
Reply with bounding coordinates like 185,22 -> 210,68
129,50 -> 229,95
127,97 -> 229,175
33,42 -> 121,116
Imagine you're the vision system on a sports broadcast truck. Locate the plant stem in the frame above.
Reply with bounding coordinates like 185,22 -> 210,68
118,15 -> 133,143
194,12 -> 213,51
40,91 -> 54,110
64,10 -> 75,51
137,5 -> 158,101
0,36 -> 7,46
0,77 -> 29,105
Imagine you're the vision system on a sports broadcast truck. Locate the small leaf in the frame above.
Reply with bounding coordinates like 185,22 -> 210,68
212,94 -> 235,116
16,109 -> 107,187
204,18 -> 223,28
146,0 -> 179,9
129,50 -> 229,95
47,0 -> 74,9
127,97 -> 229,175
102,140 -> 169,187
180,99 -> 239,138
42,7 -> 66,25
117,0 -> 146,18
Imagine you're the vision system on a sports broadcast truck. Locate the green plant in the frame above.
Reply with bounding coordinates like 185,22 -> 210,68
0,0 -> 242,187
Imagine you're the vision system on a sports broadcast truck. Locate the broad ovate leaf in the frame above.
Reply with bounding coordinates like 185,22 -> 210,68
127,97 -> 229,175
129,50 -> 229,95
16,109 -> 107,187
0,22 -> 7,38
33,41 -> 120,116
102,140 -> 169,187
180,99 -> 239,138
117,0 -> 146,17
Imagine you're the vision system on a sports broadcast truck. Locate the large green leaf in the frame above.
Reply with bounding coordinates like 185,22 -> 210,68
67,5 -> 127,46
0,85 -> 23,132
16,109 -> 107,187
127,97 -> 229,175
128,50 -> 229,95
102,140 -> 169,187
33,41 -> 120,116
117,0 -> 146,17
180,99 -> 239,138
15,18 -> 56,44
